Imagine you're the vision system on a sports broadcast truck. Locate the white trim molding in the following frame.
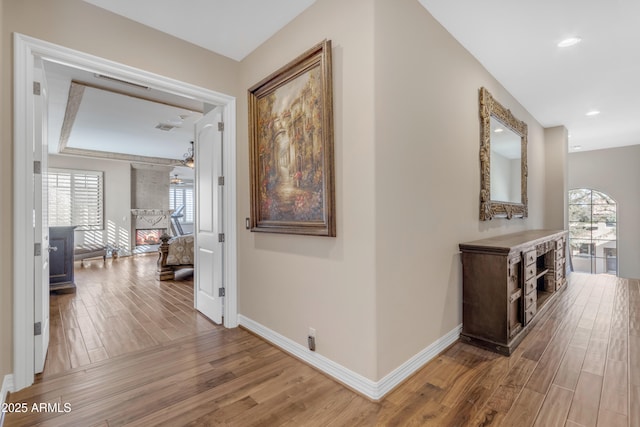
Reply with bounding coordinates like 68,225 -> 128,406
13,32 -> 238,391
376,324 -> 462,398
238,315 -> 462,401
1,374 -> 14,406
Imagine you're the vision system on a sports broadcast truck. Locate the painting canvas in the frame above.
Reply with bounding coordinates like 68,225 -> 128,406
248,40 -> 335,236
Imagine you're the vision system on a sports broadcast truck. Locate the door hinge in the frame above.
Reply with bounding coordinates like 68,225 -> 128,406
218,176 -> 224,186
218,122 -> 224,131
218,288 -> 226,297
34,322 -> 42,336
34,243 -> 42,256
218,233 -> 225,243
33,160 -> 42,174
33,81 -> 41,96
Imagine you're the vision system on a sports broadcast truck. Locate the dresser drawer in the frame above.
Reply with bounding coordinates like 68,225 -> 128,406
524,249 -> 537,266
555,248 -> 565,260
524,264 -> 536,280
524,292 -> 537,309
524,277 -> 536,295
555,238 -> 564,251
524,303 -> 537,324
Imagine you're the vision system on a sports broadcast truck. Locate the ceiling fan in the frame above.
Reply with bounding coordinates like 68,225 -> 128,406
170,174 -> 183,185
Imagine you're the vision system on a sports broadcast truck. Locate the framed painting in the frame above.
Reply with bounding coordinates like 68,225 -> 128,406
248,40 -> 336,236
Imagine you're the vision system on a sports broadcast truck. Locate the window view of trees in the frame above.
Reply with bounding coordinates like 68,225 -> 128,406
568,189 -> 617,275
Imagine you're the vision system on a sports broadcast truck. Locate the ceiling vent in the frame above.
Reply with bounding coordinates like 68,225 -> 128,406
155,123 -> 177,132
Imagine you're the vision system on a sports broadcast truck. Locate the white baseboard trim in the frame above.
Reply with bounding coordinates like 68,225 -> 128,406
238,315 -> 461,400
376,323 -> 462,398
1,374 -> 14,406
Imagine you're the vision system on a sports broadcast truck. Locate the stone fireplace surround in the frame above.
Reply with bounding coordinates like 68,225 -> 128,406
131,209 -> 171,230
130,164 -> 172,251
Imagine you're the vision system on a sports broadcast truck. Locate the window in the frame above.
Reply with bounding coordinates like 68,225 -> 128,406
170,182 -> 194,224
568,188 -> 617,275
48,168 -> 104,230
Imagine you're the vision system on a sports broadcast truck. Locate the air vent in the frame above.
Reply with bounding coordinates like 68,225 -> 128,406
155,123 -> 176,132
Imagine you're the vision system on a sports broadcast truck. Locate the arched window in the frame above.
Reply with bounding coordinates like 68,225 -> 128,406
568,189 -> 617,275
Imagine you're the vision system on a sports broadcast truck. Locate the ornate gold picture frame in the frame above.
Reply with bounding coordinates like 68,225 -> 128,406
248,40 -> 335,236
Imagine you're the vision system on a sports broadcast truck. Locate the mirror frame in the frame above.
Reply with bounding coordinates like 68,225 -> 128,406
479,87 -> 528,220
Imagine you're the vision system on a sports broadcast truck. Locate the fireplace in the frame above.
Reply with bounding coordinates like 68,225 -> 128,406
135,229 -> 163,246
131,209 -> 171,249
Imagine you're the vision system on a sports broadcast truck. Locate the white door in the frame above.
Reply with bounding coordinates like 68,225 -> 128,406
33,58 -> 50,373
194,107 -> 224,323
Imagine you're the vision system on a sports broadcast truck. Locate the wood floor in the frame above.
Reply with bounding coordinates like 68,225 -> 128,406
4,257 -> 639,426
43,254 -> 213,377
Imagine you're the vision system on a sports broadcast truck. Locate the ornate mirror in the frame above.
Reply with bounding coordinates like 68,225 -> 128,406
479,87 -> 528,220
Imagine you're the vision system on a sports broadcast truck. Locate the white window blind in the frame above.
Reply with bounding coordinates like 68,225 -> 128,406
170,183 -> 194,224
48,168 -> 104,230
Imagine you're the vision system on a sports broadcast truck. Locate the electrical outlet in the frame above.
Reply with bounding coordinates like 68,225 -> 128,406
308,327 -> 316,351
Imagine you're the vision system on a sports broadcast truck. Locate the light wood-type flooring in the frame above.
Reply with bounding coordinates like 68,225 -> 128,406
4,256 -> 639,426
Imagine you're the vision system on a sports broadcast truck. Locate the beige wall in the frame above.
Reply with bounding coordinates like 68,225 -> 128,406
373,0 -> 547,378
1,0 -> 239,382
569,145 -> 640,279
238,0 -> 553,382
545,126 -> 568,229
238,0 -> 378,379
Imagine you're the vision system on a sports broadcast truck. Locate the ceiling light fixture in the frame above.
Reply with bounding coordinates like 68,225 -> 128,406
557,37 -> 582,48
182,141 -> 195,168
586,110 -> 600,116
170,174 -> 183,185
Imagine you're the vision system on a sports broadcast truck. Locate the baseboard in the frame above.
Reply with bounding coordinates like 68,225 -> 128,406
376,324 -> 462,397
1,374 -> 14,406
238,315 -> 461,400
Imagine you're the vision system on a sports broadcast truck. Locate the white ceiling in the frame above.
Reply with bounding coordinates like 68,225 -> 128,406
65,0 -> 638,162
82,0 -> 316,61
418,0 -> 640,153
45,61 -> 201,178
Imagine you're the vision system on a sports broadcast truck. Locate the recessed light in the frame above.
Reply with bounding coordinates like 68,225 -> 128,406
558,37 -> 582,48
586,110 -> 600,116
494,128 -> 504,133
572,145 -> 582,150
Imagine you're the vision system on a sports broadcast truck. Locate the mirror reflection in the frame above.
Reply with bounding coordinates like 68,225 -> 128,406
489,116 -> 521,203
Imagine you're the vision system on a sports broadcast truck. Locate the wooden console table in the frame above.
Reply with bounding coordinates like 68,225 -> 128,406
459,229 -> 568,355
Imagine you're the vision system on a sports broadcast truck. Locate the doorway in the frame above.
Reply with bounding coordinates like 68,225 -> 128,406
13,33 -> 238,391
568,188 -> 617,275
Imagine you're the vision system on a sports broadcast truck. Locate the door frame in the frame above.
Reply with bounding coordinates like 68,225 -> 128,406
13,33 -> 238,391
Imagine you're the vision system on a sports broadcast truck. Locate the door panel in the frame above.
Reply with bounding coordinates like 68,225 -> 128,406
194,107 -> 223,324
34,58 -> 50,373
